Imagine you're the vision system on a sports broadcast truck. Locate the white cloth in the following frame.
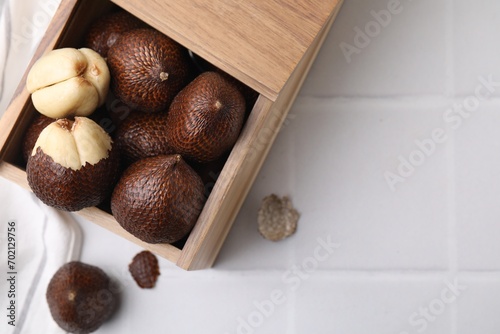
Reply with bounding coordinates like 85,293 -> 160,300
0,179 -> 82,334
0,1 -> 9,107
0,0 -> 61,115
0,1 -> 81,333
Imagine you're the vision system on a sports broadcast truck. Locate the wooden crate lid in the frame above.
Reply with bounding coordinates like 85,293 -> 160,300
111,0 -> 341,101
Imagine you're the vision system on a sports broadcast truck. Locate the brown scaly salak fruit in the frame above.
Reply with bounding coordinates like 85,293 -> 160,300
189,52 -> 259,112
111,155 -> 206,244
114,111 -> 174,166
85,10 -> 147,58
46,261 -> 117,334
22,114 -> 54,163
103,91 -> 137,128
165,71 -> 246,163
107,28 -> 192,113
27,117 -> 119,212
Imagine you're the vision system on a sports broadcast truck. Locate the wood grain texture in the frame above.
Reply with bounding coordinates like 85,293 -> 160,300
111,0 -> 341,101
0,162 -> 30,191
78,207 -> 182,263
177,0 -> 344,270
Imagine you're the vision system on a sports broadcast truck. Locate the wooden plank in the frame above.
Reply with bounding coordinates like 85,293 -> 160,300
0,162 -> 30,190
177,0 -> 344,270
111,0 -> 341,101
77,207 -> 182,263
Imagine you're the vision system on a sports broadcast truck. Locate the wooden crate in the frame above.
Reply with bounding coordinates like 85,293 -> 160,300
0,0 -> 343,270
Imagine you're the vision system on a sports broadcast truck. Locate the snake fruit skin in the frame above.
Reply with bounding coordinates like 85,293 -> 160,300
46,261 -> 117,334
26,118 -> 119,212
114,111 -> 174,166
129,251 -> 160,289
165,71 -> 246,163
107,28 -> 192,113
85,10 -> 147,58
111,155 -> 206,244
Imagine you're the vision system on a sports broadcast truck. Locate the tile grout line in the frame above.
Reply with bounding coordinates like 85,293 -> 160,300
286,284 -> 297,334
287,126 -> 298,334
294,95 -> 500,112
445,0 -> 455,98
160,269 -> 500,279
447,113 -> 459,334
297,95 -> 500,103
445,1 -> 459,333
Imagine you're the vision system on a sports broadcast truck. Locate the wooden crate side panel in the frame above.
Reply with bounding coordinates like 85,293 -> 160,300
78,207 -> 182,262
0,162 -> 30,190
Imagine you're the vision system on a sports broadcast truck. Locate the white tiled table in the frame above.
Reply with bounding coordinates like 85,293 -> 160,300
2,0 -> 500,333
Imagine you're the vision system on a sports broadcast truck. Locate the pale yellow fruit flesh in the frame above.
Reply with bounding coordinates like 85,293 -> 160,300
79,48 -> 110,106
72,117 -> 112,166
26,48 -> 87,93
31,77 -> 100,119
32,117 -> 112,171
27,48 -> 110,119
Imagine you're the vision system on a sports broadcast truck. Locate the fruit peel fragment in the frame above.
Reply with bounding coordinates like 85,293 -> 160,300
258,194 -> 300,241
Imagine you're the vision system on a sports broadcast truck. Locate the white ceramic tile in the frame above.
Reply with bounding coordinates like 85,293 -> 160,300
94,271 -> 289,334
79,217 -> 291,333
453,0 -> 500,97
456,276 -> 500,334
216,125 -> 298,270
300,0 -> 448,98
454,103 -> 500,270
289,98 -> 452,270
294,276 -> 455,334
220,98 -> 453,271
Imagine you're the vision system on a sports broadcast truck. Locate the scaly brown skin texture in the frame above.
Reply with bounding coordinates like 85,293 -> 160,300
165,71 -> 246,163
111,155 -> 206,244
107,28 -> 192,113
46,262 -> 117,334
218,70 -> 259,115
129,251 -> 160,289
26,146 -> 120,212
189,52 -> 259,113
114,111 -> 174,166
21,114 -> 54,163
85,10 -> 147,58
